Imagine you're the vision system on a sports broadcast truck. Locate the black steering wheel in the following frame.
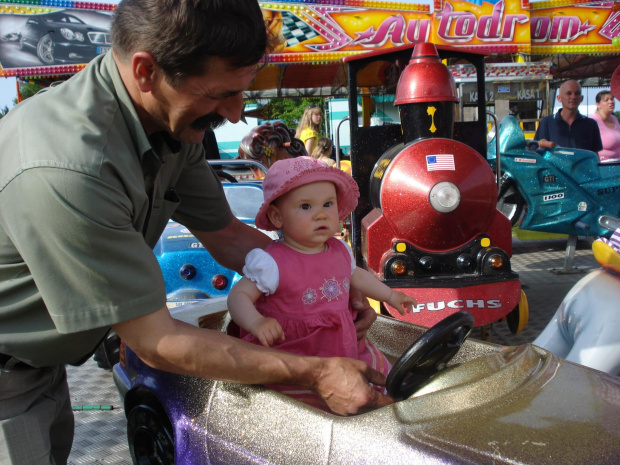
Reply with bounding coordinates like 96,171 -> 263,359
214,170 -> 238,183
386,311 -> 475,399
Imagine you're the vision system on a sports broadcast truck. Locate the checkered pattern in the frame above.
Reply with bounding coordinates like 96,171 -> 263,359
67,359 -> 131,464
281,11 -> 318,47
64,237 -> 599,463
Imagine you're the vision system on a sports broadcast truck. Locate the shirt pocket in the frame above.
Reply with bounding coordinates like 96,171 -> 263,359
143,187 -> 180,247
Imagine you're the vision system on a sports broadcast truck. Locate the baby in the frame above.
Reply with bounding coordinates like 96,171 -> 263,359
228,156 -> 416,411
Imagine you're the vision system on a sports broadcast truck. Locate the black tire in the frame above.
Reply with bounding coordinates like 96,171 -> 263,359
127,402 -> 175,465
497,175 -> 524,226
36,34 -> 55,64
93,330 -> 121,370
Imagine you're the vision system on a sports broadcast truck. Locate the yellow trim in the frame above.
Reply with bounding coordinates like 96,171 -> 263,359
368,298 -> 381,314
515,290 -> 529,334
339,160 -> 352,175
592,241 -> 620,275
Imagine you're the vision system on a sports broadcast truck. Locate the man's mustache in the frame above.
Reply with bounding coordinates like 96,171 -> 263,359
191,113 -> 227,131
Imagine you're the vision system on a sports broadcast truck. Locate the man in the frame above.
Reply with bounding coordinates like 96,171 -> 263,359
0,1 -> 390,463
534,79 -> 603,152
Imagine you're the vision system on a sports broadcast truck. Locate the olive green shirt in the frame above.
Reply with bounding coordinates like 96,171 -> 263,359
0,52 -> 233,367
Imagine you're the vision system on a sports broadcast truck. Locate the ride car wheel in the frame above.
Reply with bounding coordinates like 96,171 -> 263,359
127,402 -> 175,465
506,289 -> 529,335
386,310 -> 475,399
36,34 -> 55,64
497,176 -> 524,226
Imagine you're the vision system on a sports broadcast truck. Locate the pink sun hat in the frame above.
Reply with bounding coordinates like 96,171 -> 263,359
255,156 -> 360,231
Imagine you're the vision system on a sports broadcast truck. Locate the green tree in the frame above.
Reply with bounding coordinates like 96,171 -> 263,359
18,81 -> 44,100
0,80 -> 44,119
250,97 -> 324,134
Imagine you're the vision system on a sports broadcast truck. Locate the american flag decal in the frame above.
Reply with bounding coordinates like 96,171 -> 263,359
426,154 -> 455,171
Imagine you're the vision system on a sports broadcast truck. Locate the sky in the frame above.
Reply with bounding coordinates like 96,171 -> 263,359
0,77 -> 16,109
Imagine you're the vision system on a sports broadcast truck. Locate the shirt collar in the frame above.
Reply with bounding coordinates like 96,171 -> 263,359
555,109 -> 585,121
100,52 -> 181,161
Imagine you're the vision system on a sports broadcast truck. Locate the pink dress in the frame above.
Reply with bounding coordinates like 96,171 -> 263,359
590,112 -> 620,162
241,237 -> 391,411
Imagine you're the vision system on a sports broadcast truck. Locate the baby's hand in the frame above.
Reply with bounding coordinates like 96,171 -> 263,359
387,290 -> 417,315
251,317 -> 285,347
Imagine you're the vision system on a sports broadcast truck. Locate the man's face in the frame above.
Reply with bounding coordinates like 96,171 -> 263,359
557,81 -> 583,112
147,57 -> 258,144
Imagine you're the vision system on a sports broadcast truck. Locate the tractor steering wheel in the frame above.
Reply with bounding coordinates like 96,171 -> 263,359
386,311 -> 475,399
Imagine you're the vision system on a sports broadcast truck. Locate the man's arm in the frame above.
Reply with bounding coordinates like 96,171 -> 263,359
112,307 -> 392,415
531,117 -> 555,150
189,217 -> 272,274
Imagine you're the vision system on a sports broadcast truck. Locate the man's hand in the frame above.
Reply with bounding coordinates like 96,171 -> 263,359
313,357 -> 393,416
250,317 -> 284,347
538,139 -> 556,149
350,289 -> 377,341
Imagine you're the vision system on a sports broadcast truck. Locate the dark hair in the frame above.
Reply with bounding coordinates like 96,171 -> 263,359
111,0 -> 274,85
596,90 -> 614,103
238,121 -> 306,161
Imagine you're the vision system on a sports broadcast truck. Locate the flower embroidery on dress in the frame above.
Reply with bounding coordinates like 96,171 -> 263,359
302,288 -> 317,305
343,278 -> 350,293
320,277 -> 342,301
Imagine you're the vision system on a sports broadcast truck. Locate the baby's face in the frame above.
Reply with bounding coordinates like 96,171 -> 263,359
269,181 -> 340,253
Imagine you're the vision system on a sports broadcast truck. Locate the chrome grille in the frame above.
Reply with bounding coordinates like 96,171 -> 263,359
87,32 -> 111,45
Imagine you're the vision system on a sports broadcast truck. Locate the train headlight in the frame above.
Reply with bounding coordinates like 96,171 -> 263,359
489,254 -> 504,269
391,260 -> 408,276
429,181 -> 461,213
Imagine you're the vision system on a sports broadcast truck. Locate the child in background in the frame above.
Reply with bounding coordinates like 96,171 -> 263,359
228,156 -> 416,412
237,121 -> 306,179
295,104 -> 322,154
310,137 -> 336,167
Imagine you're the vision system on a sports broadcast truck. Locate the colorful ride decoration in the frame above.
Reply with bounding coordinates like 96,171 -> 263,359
0,0 -> 618,79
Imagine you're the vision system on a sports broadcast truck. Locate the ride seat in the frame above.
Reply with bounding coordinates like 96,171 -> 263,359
498,116 -> 527,153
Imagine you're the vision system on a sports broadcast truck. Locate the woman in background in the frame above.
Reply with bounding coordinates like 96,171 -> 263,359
295,105 -> 322,154
590,90 -> 620,163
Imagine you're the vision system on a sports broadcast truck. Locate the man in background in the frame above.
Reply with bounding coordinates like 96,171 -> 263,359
535,79 -> 603,152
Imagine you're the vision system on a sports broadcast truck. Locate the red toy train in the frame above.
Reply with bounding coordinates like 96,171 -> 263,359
343,42 -> 527,333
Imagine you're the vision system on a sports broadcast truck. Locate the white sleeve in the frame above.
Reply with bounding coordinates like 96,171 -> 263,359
242,248 -> 279,295
339,239 -> 356,274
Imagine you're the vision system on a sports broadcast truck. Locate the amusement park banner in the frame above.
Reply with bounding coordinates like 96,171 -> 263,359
0,0 -> 618,78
